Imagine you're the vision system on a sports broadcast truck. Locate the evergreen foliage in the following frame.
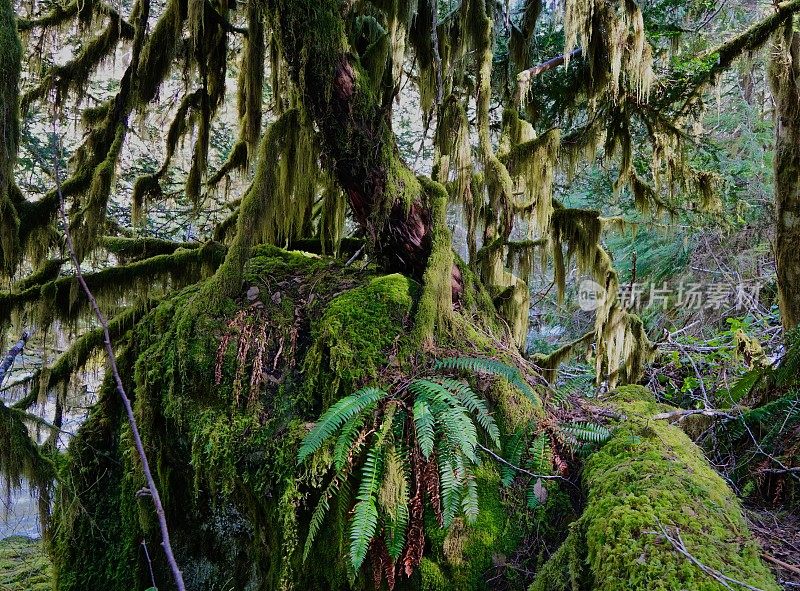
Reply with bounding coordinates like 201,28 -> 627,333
297,359 -> 509,583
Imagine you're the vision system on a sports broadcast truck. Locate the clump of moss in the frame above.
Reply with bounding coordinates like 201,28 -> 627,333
305,273 -> 418,403
422,465 -> 525,590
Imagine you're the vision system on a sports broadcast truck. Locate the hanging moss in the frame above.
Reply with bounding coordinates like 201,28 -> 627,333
136,0 -> 184,104
21,15 -> 131,111
0,242 -> 225,327
0,400 -> 55,502
201,109 -> 317,304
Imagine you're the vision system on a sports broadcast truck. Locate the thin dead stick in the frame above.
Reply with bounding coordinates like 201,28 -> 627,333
656,523 -> 766,591
0,330 -> 30,385
520,47 -> 583,78
762,553 -> 800,577
476,442 -> 579,490
52,132 -> 186,591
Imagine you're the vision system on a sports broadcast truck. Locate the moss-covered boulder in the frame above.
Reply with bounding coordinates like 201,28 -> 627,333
49,247 -> 529,591
530,386 -> 780,591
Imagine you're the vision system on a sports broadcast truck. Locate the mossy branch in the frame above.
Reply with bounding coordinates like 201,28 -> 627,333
0,242 -> 225,326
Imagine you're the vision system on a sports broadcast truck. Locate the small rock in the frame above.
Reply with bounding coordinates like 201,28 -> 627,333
271,291 -> 282,304
246,286 -> 259,301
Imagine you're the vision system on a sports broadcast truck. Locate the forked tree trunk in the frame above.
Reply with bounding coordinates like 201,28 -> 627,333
269,0 -> 436,284
770,26 -> 800,332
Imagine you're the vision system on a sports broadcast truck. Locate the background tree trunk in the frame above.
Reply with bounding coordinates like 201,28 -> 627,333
770,26 -> 800,332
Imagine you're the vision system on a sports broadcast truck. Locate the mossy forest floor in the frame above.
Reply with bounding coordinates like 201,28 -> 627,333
0,536 -> 50,591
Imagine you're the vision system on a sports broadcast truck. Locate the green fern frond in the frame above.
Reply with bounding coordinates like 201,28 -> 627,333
528,432 -> 552,474
500,428 -> 528,486
435,356 -> 541,408
461,473 -> 479,524
409,378 -> 462,409
413,397 -> 436,460
385,499 -> 409,561
349,498 -> 379,570
333,409 -> 373,470
560,422 -> 612,445
434,406 -> 478,464
349,444 -> 384,570
303,475 -> 342,562
721,369 -> 764,405
435,377 -> 501,448
298,387 -> 387,463
437,443 -> 462,527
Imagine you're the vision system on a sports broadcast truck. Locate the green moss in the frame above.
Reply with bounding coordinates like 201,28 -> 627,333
47,246 -> 540,590
529,385 -> 781,591
0,536 -> 51,591
423,465 -> 525,590
413,177 -> 453,346
307,273 -> 417,400
488,377 -> 539,433
0,0 -> 22,276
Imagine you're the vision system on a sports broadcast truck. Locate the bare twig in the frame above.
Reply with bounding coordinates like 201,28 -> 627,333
141,539 -> 158,590
655,523 -> 767,591
345,244 -> 366,267
476,442 -> 579,490
53,130 -> 186,591
520,47 -> 583,78
0,330 -> 30,385
665,329 -> 711,408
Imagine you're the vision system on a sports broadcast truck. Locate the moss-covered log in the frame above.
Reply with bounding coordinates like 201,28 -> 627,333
530,386 -> 780,591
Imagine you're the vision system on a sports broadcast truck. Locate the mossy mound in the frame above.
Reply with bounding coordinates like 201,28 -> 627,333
0,536 -> 51,591
530,386 -> 780,591
49,246 -> 530,590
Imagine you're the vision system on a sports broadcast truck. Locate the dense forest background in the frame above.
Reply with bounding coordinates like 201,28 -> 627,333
2,0 -> 800,589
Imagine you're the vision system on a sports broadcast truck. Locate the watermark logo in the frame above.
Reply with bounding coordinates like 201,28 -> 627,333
577,279 -> 606,311
575,279 -> 762,312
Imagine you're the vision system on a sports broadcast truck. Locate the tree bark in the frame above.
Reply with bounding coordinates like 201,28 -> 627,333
269,0 -> 434,283
769,26 -> 800,331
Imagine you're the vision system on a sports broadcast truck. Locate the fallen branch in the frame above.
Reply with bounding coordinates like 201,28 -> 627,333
54,130 -> 187,591
762,553 -> 800,577
0,330 -> 31,385
651,408 -> 739,421
656,523 -> 767,591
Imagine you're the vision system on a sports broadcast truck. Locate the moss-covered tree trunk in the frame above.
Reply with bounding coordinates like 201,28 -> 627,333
770,25 -> 800,331
269,0 -> 458,290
